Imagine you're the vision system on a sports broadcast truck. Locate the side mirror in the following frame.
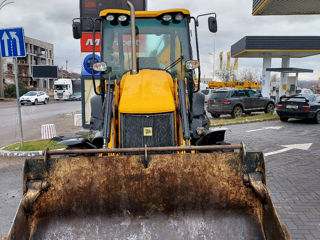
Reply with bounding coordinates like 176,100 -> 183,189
72,21 -> 82,39
208,16 -> 217,33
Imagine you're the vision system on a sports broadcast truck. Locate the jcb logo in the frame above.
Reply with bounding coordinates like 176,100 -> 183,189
143,127 -> 152,137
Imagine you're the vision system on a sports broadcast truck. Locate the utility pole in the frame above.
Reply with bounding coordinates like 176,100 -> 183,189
0,56 -> 3,98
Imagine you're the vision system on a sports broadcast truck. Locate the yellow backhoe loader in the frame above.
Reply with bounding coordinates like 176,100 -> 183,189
4,1 -> 290,239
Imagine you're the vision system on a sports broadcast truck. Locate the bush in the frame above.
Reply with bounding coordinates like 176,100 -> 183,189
4,84 -> 36,98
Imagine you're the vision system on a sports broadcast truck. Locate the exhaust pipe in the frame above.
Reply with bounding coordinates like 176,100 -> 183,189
127,1 -> 137,75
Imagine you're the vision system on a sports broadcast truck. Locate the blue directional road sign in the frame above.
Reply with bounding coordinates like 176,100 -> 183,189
0,28 -> 26,58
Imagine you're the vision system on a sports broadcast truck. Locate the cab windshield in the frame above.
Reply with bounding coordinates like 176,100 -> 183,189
102,17 -> 191,79
54,85 -> 68,90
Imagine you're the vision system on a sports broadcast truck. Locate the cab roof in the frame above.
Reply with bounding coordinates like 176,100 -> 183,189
100,9 -> 190,18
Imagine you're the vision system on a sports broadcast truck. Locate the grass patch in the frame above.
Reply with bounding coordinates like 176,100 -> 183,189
3,139 -> 66,151
210,113 -> 279,127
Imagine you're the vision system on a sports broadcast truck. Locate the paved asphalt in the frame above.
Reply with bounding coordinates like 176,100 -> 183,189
225,120 -> 320,240
0,100 -> 81,147
0,117 -> 319,239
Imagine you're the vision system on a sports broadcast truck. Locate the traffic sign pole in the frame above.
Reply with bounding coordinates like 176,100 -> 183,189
0,27 -> 26,147
13,57 -> 24,147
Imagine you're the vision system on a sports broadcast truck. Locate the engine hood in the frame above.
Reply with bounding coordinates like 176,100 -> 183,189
119,69 -> 176,114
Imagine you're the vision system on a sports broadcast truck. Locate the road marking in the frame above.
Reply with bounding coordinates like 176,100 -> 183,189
246,126 -> 283,132
265,143 -> 313,156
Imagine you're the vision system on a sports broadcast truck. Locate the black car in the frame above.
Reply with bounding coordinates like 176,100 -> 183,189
276,94 -> 320,123
207,89 -> 275,118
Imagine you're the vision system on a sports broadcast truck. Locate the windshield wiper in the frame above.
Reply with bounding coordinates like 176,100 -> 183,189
165,56 -> 184,71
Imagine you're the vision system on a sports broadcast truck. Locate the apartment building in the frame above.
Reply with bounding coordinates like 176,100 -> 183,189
0,36 -> 54,90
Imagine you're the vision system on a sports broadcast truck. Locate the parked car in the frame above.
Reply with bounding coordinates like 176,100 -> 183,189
201,89 -> 215,103
207,89 -> 275,118
276,94 -> 320,123
19,91 -> 49,105
296,88 -> 313,95
69,92 -> 81,101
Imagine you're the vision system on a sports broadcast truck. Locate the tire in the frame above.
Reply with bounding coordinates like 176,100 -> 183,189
265,102 -> 275,114
44,98 -> 48,104
232,105 -> 243,118
212,113 -> 221,118
21,103 -> 24,105
314,111 -> 320,124
280,117 -> 288,122
33,99 -> 38,105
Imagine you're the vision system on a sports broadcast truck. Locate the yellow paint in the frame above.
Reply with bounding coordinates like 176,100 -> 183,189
252,0 -> 268,15
232,49 -> 320,58
100,9 -> 190,17
119,69 -> 175,114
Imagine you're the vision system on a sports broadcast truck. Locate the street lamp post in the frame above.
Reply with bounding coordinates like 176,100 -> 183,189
208,33 -> 216,81
208,52 -> 215,81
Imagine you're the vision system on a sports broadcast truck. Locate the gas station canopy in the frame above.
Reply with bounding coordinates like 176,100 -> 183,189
253,0 -> 320,15
231,36 -> 320,58
266,68 -> 313,73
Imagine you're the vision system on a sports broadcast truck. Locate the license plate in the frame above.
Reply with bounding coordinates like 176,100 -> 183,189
286,105 -> 298,109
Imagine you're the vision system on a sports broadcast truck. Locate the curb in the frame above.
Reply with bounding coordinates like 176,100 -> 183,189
0,147 -> 42,157
210,117 -> 279,127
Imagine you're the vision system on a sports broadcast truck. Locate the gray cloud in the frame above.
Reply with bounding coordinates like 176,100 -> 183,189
0,0 -> 319,80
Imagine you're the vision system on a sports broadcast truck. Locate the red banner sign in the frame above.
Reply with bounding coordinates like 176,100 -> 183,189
81,33 -> 101,52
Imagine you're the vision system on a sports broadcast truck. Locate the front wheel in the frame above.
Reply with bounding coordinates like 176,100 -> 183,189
280,117 -> 288,122
265,103 -> 275,114
34,99 -> 38,105
314,111 -> 320,124
232,106 -> 243,118
44,98 -> 48,104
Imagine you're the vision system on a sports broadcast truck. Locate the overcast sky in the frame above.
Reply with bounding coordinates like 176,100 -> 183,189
0,0 -> 319,81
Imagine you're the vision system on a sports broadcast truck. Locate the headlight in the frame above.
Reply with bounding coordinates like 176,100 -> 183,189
93,62 -> 107,72
106,14 -> 115,21
186,60 -> 200,70
174,13 -> 184,21
162,14 -> 172,22
118,15 -> 127,22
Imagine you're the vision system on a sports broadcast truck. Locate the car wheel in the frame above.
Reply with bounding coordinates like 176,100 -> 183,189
265,103 -> 275,114
315,111 -> 320,124
212,113 -> 220,118
44,98 -> 48,104
280,117 -> 288,122
232,106 -> 243,118
21,103 -> 24,105
34,99 -> 38,105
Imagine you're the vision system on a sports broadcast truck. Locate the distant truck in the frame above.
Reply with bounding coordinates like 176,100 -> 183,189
54,78 -> 81,100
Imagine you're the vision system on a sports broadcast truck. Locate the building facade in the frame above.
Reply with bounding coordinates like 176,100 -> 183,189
0,36 -> 54,92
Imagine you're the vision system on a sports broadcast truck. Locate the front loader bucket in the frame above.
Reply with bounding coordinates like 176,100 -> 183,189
6,148 -> 289,240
